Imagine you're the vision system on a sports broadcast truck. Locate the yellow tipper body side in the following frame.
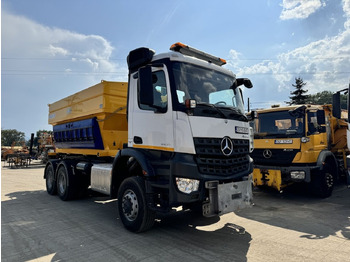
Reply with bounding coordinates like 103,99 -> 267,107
48,81 -> 128,157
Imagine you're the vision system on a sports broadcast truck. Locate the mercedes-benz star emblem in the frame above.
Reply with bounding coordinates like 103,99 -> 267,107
263,149 -> 272,159
221,137 -> 233,156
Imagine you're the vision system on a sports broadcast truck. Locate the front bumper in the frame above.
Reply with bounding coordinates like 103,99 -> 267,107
253,165 -> 320,191
202,178 -> 253,217
147,152 -> 254,214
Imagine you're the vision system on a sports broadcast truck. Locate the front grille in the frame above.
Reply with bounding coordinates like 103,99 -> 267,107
193,137 -> 250,176
250,149 -> 298,166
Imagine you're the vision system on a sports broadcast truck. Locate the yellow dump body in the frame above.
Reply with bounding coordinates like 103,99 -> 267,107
48,81 -> 128,157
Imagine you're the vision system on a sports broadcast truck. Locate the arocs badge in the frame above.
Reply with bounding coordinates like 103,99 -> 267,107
235,126 -> 249,134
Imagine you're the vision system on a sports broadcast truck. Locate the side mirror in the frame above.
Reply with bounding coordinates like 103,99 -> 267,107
138,66 -> 154,106
243,79 -> 253,88
127,47 -> 155,73
236,78 -> 253,89
332,92 -> 341,119
248,110 -> 257,121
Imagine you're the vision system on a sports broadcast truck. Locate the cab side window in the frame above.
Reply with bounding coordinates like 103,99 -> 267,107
307,111 -> 325,135
139,70 -> 167,113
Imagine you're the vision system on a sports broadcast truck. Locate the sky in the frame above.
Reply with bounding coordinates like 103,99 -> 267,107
2,0 -> 350,139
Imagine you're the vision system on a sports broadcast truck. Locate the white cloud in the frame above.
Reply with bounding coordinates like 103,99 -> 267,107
238,32 -> 350,95
230,0 -> 350,100
229,49 -> 241,60
343,0 -> 350,28
280,0 -> 325,20
49,44 -> 68,56
227,49 -> 242,69
2,11 -> 128,137
275,30 -> 350,93
2,12 -> 126,82
227,0 -> 350,110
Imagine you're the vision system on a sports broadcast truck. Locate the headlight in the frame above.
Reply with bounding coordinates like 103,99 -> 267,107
290,171 -> 305,180
176,178 -> 199,194
301,137 -> 310,143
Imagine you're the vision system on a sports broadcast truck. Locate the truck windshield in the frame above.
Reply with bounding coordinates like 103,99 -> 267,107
254,110 -> 305,138
172,62 -> 245,119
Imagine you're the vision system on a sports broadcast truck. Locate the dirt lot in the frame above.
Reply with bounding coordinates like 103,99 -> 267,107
2,163 -> 350,262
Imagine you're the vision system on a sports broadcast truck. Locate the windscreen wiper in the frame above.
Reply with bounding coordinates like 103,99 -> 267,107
196,103 -> 227,119
223,106 -> 246,119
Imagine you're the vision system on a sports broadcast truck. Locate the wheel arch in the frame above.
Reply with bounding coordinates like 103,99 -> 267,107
55,160 -> 76,186
317,150 -> 338,178
44,160 -> 60,179
110,148 -> 155,198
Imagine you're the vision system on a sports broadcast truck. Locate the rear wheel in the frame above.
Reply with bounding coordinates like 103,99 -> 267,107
311,164 -> 334,198
56,162 -> 76,201
118,177 -> 155,232
45,162 -> 57,195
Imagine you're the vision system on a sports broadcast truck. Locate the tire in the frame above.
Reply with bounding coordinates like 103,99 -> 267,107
56,161 -> 76,201
311,164 -> 334,198
118,177 -> 155,233
45,162 -> 57,195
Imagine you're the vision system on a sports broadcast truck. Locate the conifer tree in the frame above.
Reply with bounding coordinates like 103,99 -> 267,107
287,77 -> 309,105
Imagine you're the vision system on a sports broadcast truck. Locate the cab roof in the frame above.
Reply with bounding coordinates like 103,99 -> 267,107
256,104 -> 331,114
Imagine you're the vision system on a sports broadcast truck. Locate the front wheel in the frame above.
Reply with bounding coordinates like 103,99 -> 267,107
311,164 -> 334,198
117,177 -> 155,232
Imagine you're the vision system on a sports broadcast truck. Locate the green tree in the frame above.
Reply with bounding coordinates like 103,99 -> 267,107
35,130 -> 53,146
25,130 -> 53,147
1,129 -> 25,146
308,91 -> 347,109
287,77 -> 309,105
308,90 -> 333,105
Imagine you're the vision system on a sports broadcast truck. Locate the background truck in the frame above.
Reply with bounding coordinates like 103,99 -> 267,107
44,42 -> 255,232
333,83 -> 350,187
251,91 -> 350,198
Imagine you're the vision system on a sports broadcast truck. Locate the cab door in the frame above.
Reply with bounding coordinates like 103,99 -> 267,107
128,66 -> 174,152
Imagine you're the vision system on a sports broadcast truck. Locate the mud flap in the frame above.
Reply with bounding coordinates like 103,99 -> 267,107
202,178 -> 253,217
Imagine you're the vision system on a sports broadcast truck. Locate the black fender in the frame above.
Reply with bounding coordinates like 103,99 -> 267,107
316,150 -> 338,177
113,148 -> 156,177
110,148 -> 156,198
55,160 -> 77,187
43,160 -> 60,179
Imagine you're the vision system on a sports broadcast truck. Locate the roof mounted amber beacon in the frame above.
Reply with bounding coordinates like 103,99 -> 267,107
170,42 -> 226,66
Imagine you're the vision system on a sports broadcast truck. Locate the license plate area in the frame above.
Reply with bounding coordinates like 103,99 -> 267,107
217,180 -> 252,215
203,179 -> 253,217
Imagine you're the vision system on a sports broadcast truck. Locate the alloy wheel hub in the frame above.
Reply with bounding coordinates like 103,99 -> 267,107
122,190 -> 139,221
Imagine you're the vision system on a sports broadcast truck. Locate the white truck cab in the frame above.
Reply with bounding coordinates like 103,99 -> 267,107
45,43 -> 255,232
122,43 -> 254,228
